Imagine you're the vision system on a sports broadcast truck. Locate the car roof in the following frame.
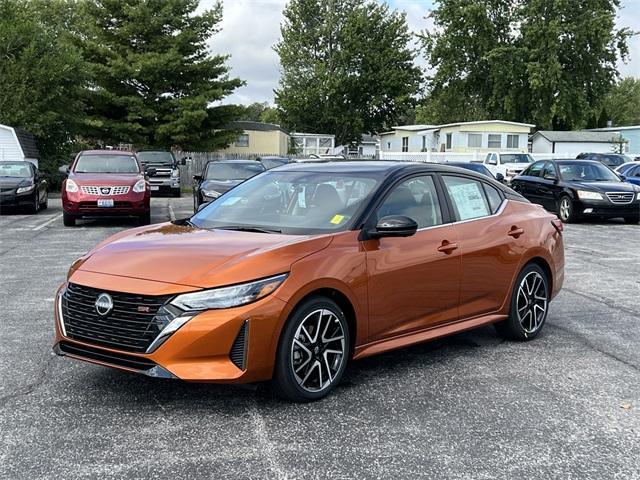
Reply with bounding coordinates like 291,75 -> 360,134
79,150 -> 136,156
0,160 -> 31,164
137,149 -> 171,152
205,159 -> 261,165
275,160 -> 500,176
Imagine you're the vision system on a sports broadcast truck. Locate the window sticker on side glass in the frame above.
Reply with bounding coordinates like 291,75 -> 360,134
449,183 -> 489,220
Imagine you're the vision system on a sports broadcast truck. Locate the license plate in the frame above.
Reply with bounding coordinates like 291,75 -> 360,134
150,186 -> 159,191
97,199 -> 114,207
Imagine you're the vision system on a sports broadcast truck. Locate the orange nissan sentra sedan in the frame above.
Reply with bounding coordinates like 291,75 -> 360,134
53,161 -> 564,401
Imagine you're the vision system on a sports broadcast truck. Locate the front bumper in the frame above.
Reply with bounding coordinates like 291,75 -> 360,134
0,191 -> 35,208
148,177 -> 180,194
53,279 -> 289,383
575,199 -> 640,218
62,190 -> 150,216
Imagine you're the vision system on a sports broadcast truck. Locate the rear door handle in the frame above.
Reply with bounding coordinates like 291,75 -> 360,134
508,226 -> 524,237
437,241 -> 459,254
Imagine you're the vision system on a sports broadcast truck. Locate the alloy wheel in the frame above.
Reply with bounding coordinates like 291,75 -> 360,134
516,271 -> 548,334
559,198 -> 570,221
290,308 -> 346,393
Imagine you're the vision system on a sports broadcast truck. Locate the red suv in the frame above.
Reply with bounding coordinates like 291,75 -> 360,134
60,150 -> 151,226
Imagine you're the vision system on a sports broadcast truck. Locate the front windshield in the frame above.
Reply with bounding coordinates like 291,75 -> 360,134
0,162 -> 31,178
600,154 -> 628,166
558,161 -> 621,182
191,171 -> 381,234
74,154 -> 139,173
137,151 -> 174,165
205,163 -> 264,181
501,154 -> 534,164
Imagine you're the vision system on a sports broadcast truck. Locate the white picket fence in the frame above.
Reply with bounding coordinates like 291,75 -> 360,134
378,151 -> 639,163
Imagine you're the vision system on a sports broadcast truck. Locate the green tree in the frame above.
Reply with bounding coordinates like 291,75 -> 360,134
275,0 -> 422,146
80,0 -> 243,150
419,0 -> 631,130
602,77 -> 640,126
0,0 -> 87,167
238,101 -> 282,126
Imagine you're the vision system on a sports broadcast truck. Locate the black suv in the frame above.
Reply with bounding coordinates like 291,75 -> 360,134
193,159 -> 265,211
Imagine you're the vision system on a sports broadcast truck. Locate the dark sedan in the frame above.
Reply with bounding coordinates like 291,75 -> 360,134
511,159 -> 640,223
576,152 -> 630,169
193,159 -> 265,211
0,161 -> 48,213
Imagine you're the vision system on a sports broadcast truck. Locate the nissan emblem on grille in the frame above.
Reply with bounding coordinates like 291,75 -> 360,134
95,293 -> 114,316
100,187 -> 111,195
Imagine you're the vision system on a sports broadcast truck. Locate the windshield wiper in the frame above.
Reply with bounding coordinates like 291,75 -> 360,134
216,225 -> 282,234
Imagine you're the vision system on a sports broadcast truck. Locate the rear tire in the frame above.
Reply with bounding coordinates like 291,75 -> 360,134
40,192 -> 48,210
139,211 -> 151,225
558,195 -> 576,223
494,263 -> 550,341
624,215 -> 639,224
272,296 -> 350,402
63,212 -> 76,226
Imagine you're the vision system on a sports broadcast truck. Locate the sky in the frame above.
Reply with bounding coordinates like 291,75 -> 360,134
202,0 -> 640,105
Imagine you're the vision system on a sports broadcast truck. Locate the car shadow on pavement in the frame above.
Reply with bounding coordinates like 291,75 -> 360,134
74,325 -> 507,409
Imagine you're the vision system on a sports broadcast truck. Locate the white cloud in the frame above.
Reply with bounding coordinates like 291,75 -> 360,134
202,0 -> 640,105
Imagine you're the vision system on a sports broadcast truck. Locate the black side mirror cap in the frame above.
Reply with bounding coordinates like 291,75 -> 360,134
495,172 -> 505,182
618,174 -> 626,181
193,174 -> 202,181
366,215 -> 418,239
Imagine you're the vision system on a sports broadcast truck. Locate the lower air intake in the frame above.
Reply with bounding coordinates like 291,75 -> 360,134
229,320 -> 249,370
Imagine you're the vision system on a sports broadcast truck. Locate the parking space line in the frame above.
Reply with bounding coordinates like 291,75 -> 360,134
32,213 -> 63,231
168,204 -> 176,221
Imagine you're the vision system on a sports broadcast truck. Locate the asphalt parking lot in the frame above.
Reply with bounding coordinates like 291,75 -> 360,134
0,196 -> 638,479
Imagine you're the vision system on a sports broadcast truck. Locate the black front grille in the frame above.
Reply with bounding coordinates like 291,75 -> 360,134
58,341 -> 157,371
230,320 -> 249,370
61,283 -> 172,353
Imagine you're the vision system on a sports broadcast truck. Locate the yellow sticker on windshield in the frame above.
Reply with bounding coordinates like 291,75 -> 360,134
330,215 -> 345,224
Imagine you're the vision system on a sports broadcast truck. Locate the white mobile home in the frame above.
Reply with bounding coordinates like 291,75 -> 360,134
530,130 -> 627,156
0,124 -> 41,167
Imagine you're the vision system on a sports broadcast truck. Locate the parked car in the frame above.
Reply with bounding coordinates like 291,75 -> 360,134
478,152 -> 535,184
511,159 -> 640,223
445,161 -> 505,182
0,160 -> 48,213
54,161 -> 564,402
257,156 -> 291,170
193,159 -> 265,211
137,150 -> 185,197
59,150 -> 151,226
576,152 -> 630,168
615,162 -> 640,186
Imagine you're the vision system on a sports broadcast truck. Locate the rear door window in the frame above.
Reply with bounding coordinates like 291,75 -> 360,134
442,176 -> 491,221
523,161 -> 544,177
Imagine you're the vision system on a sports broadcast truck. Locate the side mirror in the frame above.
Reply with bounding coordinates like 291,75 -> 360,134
495,172 -> 505,182
193,174 -> 202,181
196,201 -> 210,212
58,165 -> 69,174
487,159 -> 497,165
618,174 -> 626,181
544,174 -> 557,183
180,158 -> 187,166
145,167 -> 157,176
367,215 -> 418,239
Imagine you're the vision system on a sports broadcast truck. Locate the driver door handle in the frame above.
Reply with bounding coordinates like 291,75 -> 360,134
437,241 -> 459,254
508,226 -> 524,238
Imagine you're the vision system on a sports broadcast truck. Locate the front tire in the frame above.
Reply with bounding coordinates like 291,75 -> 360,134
558,195 -> 576,223
495,263 -> 550,341
138,211 -> 151,225
173,187 -> 181,198
63,212 -> 76,226
273,296 -> 350,402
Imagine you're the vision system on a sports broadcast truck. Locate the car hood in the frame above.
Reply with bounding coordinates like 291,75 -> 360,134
69,172 -> 144,185
201,179 -> 243,193
569,181 -> 639,192
0,177 -> 32,188
73,223 -> 333,289
503,163 -> 532,170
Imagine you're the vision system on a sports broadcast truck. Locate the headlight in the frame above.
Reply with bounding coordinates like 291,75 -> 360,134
132,179 -> 146,193
170,273 -> 288,311
636,192 -> 640,200
65,179 -> 78,193
171,168 -> 180,178
577,190 -> 603,200
202,189 -> 222,199
16,184 -> 35,194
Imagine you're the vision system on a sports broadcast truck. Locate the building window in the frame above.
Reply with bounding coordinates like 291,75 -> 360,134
402,136 -> 409,152
467,134 -> 482,148
507,135 -> 519,149
446,133 -> 452,150
488,134 -> 502,149
235,134 -> 249,147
